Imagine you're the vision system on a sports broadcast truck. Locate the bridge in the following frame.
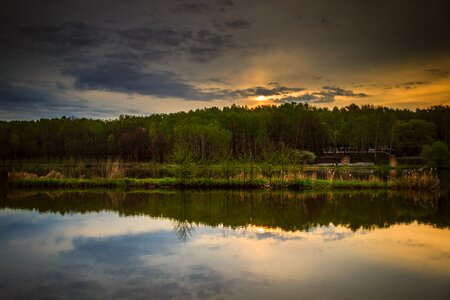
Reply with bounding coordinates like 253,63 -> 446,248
316,148 -> 393,164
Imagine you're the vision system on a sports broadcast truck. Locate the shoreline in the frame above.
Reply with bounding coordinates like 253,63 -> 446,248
9,176 -> 439,191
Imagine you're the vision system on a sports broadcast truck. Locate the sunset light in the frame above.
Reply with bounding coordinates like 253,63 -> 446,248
1,2 -> 449,298
1,0 -> 448,119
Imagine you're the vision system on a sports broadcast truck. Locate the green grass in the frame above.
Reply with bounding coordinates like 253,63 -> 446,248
9,176 -> 418,191
8,163 -> 439,191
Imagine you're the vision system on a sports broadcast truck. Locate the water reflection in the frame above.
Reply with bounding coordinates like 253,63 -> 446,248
2,190 -> 448,231
174,220 -> 196,243
0,190 -> 449,299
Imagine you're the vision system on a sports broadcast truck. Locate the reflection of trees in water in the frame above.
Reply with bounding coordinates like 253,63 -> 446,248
2,189 -> 448,231
173,220 -> 195,242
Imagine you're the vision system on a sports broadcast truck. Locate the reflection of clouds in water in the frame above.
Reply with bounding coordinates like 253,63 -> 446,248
1,208 -> 450,299
254,232 -> 303,241
397,238 -> 426,248
62,231 -> 180,263
309,224 -> 369,242
204,225 -> 306,242
0,210 -> 64,242
2,230 -> 246,299
212,224 -> 364,243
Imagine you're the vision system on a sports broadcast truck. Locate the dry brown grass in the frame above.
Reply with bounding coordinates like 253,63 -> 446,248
44,170 -> 65,179
105,160 -> 124,179
388,169 -> 439,190
7,172 -> 38,180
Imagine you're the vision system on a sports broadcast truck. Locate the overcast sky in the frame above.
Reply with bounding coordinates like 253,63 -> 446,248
1,0 -> 449,120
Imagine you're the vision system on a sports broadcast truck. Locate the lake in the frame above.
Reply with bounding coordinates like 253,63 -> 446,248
0,188 -> 449,299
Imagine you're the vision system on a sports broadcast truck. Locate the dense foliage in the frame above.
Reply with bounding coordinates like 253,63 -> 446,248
1,103 -> 448,162
421,141 -> 450,167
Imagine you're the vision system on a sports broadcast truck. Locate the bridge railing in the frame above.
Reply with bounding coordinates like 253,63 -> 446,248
321,147 -> 393,155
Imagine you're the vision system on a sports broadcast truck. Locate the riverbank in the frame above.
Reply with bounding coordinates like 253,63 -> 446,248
8,171 -> 439,191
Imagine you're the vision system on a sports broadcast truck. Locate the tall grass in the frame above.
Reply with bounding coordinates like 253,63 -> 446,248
7,165 -> 439,191
9,175 -> 433,191
388,168 -> 439,190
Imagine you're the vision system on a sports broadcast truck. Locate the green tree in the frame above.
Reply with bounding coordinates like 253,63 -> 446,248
421,141 -> 450,168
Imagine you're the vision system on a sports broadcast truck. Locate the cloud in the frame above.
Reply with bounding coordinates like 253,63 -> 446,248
174,2 -> 210,14
321,18 -> 331,25
319,86 -> 369,98
196,29 -> 232,47
274,86 -> 370,104
0,82 -> 83,110
254,232 -> 303,241
0,229 -> 239,299
64,61 -> 307,102
7,22 -> 109,56
116,26 -> 234,63
104,49 -> 168,63
0,82 -> 140,120
226,86 -> 305,98
225,19 -> 251,29
64,62 -> 220,100
306,86 -> 370,103
274,94 -> 318,104
427,69 -> 449,78
396,81 -> 430,90
188,29 -> 234,61
218,0 -> 234,7
63,231 -> 180,263
119,27 -> 193,49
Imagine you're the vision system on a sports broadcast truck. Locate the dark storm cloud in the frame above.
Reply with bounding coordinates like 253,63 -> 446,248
104,49 -> 168,63
188,29 -> 233,62
320,18 -> 331,25
196,29 -> 232,47
225,19 -> 251,29
115,25 -> 234,63
274,94 -> 317,104
0,0 -> 449,119
0,82 -> 83,110
64,62 -> 220,100
226,86 -> 305,98
275,86 -> 369,104
0,82 -> 140,119
218,0 -> 234,7
319,86 -> 369,98
119,26 -> 193,48
309,86 -> 369,103
2,22 -> 109,56
174,1 -> 210,14
282,0 -> 450,69
64,60 -> 307,101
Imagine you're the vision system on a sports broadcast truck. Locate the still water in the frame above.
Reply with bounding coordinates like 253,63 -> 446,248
0,189 -> 449,299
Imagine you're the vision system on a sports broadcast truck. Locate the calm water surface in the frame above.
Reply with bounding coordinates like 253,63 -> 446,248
0,189 -> 449,299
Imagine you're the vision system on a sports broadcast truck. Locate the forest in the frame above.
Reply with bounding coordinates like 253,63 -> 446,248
1,103 -> 449,163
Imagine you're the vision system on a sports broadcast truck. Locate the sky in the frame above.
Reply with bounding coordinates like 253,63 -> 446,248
1,0 -> 449,120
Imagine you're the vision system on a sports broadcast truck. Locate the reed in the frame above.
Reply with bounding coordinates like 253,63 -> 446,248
10,175 -> 432,191
7,165 -> 439,191
388,168 -> 439,190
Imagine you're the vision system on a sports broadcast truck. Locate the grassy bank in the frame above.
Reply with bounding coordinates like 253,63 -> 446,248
1,159 -> 421,180
9,174 -> 438,191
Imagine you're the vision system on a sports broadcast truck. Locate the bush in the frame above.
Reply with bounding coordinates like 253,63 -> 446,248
421,141 -> 450,168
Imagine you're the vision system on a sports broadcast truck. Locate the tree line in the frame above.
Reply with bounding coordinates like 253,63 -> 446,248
1,103 -> 449,163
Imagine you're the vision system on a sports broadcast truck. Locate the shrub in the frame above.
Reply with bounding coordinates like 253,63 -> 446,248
421,141 -> 450,168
